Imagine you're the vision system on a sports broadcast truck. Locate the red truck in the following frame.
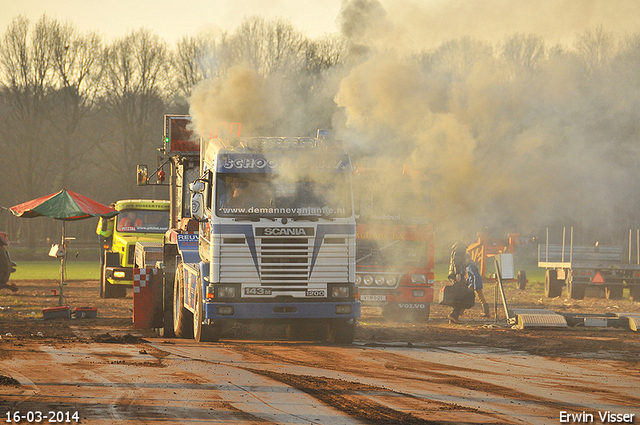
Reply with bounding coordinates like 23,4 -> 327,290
353,166 -> 435,322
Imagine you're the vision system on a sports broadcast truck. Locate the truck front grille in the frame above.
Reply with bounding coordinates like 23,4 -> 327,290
260,237 -> 309,284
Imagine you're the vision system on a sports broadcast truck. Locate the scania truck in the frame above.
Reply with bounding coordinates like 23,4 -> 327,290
137,117 -> 360,343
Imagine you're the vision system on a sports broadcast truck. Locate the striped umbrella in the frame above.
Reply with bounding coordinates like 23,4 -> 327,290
10,189 -> 117,305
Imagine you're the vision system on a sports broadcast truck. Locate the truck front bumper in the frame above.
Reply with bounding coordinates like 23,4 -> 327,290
204,301 -> 361,320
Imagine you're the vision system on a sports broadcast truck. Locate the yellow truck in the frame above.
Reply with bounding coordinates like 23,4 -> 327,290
98,199 -> 170,298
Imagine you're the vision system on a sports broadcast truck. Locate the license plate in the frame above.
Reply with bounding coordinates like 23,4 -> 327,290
244,287 -> 272,296
361,294 -> 386,301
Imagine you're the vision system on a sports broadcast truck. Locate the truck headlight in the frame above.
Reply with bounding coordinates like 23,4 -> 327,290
385,276 -> 397,286
332,286 -> 350,298
374,275 -> 385,286
411,274 -> 426,284
363,275 -> 373,286
355,275 -> 362,285
113,271 -> 126,278
217,286 -> 236,298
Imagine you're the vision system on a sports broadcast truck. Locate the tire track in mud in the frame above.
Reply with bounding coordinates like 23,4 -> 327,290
225,343 -> 513,424
243,367 -> 448,425
226,342 -> 616,418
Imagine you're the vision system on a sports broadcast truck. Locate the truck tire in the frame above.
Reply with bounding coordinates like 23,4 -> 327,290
567,275 -> 585,300
545,270 -> 562,298
0,245 -> 11,287
517,270 -> 527,290
630,286 -> 640,302
157,272 -> 175,337
99,261 -> 104,298
605,286 -> 623,300
193,284 -> 221,342
328,318 -> 355,344
173,260 -> 193,338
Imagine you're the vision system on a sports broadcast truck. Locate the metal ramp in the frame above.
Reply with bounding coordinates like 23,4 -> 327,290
494,260 -> 638,331
495,261 -> 568,329
510,309 -> 568,329
615,313 -> 640,332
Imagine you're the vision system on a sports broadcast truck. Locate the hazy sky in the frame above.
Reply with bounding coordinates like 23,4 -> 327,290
4,0 -> 640,48
0,0 -> 345,42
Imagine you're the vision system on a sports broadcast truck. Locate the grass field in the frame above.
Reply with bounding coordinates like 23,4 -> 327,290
11,260 -> 100,281
9,260 -> 545,283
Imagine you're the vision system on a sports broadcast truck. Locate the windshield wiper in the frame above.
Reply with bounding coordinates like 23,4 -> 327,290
232,215 -> 261,222
292,214 -> 334,222
292,215 -> 319,222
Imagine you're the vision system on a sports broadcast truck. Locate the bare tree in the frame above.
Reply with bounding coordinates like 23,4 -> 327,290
0,16 -> 55,195
47,20 -> 104,189
227,17 -> 307,77
304,34 -> 346,75
501,33 -> 546,75
430,37 -> 493,81
172,32 -> 231,105
0,15 -> 58,245
99,29 -> 171,197
575,25 -> 616,75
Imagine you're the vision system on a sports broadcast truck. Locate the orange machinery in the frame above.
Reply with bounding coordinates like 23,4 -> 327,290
466,232 -> 520,281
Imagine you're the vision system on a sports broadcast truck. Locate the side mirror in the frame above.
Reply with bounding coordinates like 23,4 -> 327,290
191,192 -> 204,221
137,165 -> 149,186
189,181 -> 205,193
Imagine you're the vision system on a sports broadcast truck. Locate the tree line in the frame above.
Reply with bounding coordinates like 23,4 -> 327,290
2,12 -> 640,248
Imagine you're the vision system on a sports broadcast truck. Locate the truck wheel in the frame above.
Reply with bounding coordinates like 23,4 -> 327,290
517,270 -> 527,290
157,273 -> 175,337
630,286 -> 640,302
567,275 -> 585,300
328,319 -> 355,344
173,260 -> 193,338
545,270 -> 562,298
99,264 -> 104,298
605,286 -> 623,300
194,285 -> 221,342
0,245 -> 11,287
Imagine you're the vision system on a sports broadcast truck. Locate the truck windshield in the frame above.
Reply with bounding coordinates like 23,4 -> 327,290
216,173 -> 352,219
116,210 -> 169,233
354,182 -> 431,267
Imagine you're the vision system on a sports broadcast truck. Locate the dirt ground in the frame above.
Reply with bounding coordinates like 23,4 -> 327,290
2,278 -> 639,357
1,279 -> 640,424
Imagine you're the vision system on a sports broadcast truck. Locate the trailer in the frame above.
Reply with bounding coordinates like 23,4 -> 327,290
539,227 -> 640,301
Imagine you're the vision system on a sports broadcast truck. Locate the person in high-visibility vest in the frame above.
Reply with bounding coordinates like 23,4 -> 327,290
118,211 -> 142,230
96,216 -> 114,238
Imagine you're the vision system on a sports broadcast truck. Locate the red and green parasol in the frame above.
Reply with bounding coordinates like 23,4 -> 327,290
10,189 -> 117,220
10,189 -> 117,305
